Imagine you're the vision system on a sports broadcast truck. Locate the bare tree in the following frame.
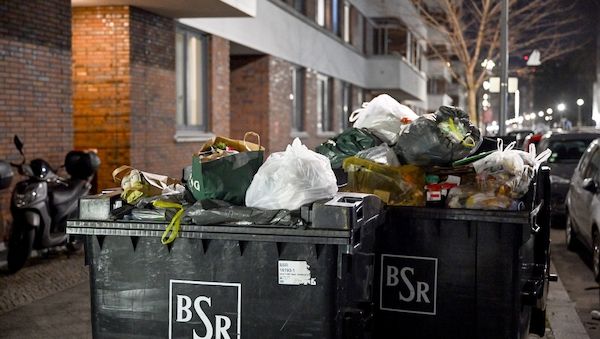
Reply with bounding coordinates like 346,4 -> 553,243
412,0 -> 585,122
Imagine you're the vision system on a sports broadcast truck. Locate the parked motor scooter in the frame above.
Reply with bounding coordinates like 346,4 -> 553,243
7,135 -> 100,273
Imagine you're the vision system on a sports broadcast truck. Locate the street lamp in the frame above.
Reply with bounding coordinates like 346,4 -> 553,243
546,108 -> 553,115
481,59 -> 496,71
577,98 -> 584,128
556,102 -> 567,127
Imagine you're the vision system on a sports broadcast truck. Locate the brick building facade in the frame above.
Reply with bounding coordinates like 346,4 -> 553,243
72,7 -> 231,189
0,0 -> 73,240
0,0 -> 429,242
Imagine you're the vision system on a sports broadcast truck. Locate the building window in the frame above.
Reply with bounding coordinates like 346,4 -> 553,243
316,0 -> 326,26
428,78 -> 447,95
331,0 -> 340,36
343,1 -> 351,43
317,74 -> 334,132
357,87 -> 364,107
341,82 -> 352,130
411,37 -> 421,68
294,0 -> 306,13
176,26 -> 208,131
291,67 -> 306,132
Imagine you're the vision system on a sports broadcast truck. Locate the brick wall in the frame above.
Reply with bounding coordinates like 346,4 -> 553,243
72,6 -> 131,190
268,57 -> 294,153
230,55 -> 270,145
0,0 -> 73,240
74,7 -> 231,187
129,7 -> 180,177
230,55 -> 332,154
209,36 -> 231,136
268,58 -> 329,152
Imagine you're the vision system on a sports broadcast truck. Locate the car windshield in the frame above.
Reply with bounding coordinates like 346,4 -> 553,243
547,139 -> 595,163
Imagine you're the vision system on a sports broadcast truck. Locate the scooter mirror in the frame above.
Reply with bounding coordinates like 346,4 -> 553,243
13,135 -> 24,155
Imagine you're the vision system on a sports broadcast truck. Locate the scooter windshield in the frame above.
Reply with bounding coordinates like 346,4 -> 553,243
30,158 -> 55,180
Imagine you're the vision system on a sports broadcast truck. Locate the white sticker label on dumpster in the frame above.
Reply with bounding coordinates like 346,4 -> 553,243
278,260 -> 316,286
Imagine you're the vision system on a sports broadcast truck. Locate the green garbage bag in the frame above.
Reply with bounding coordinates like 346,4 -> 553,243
188,134 -> 264,205
315,128 -> 382,169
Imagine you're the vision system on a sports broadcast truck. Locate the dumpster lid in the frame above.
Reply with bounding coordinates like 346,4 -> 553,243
386,206 -> 531,224
66,220 -> 352,245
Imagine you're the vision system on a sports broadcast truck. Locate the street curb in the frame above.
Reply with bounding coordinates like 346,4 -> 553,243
546,260 -> 591,339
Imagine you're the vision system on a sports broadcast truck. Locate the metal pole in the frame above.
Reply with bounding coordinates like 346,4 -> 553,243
578,106 -> 582,128
499,0 -> 509,135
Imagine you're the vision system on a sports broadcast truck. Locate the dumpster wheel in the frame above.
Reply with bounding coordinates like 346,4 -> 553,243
529,307 -> 546,337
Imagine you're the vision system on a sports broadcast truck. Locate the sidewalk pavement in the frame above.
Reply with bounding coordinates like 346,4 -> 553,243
545,262 -> 591,339
0,250 -> 591,339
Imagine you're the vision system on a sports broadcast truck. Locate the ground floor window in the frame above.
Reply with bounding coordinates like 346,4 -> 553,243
291,66 -> 306,132
176,25 -> 208,131
341,82 -> 352,130
317,74 -> 334,132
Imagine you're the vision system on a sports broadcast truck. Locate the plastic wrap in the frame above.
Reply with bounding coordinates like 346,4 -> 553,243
342,156 -> 425,206
183,200 -> 296,226
355,144 -> 400,166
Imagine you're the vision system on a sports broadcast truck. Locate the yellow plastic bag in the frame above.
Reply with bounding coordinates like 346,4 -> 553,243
343,157 -> 425,206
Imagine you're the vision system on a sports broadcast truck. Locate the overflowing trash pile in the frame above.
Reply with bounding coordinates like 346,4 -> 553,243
102,94 -> 551,244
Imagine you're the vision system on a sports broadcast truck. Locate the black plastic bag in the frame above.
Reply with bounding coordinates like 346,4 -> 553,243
393,106 -> 482,166
182,199 -> 301,226
315,128 -> 382,169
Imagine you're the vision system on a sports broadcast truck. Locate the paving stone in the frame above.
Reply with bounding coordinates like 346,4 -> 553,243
0,250 -> 88,315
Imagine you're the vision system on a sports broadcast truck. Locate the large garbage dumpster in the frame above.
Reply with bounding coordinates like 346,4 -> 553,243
369,167 -> 551,339
69,168 -> 551,339
68,193 -> 382,339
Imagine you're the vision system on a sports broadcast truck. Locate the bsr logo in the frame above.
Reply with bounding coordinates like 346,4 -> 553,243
175,295 -> 233,339
385,266 -> 431,304
380,255 -> 437,314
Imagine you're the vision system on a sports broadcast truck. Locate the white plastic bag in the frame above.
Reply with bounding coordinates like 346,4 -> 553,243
245,138 -> 338,210
472,139 -> 551,198
349,94 -> 418,145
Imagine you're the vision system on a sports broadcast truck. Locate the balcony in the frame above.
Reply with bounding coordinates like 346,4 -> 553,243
182,0 -> 427,101
427,93 -> 453,111
71,0 -> 256,18
366,56 -> 427,102
352,0 -> 428,39
424,59 -> 452,83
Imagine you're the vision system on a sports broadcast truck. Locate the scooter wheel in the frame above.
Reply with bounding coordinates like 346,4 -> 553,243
7,226 -> 35,274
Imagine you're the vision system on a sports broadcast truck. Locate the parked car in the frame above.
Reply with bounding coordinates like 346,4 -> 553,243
522,132 -> 544,152
565,138 -> 600,280
537,131 -> 600,224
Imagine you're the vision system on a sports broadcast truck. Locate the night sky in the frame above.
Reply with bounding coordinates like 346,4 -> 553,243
531,0 -> 599,125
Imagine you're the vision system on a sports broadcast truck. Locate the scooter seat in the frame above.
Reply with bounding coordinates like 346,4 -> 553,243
51,179 -> 87,206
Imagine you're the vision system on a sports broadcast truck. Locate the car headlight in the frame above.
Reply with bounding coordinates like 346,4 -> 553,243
550,175 -> 570,185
